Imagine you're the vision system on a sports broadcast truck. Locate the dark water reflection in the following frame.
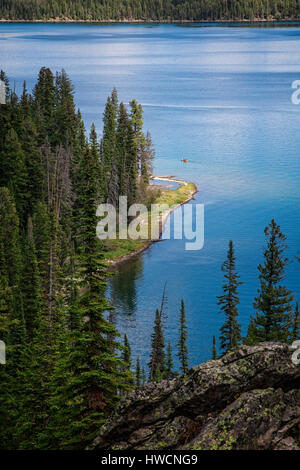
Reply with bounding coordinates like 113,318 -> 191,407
109,257 -> 144,317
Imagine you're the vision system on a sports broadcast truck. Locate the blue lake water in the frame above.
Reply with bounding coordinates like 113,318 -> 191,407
1,22 -> 300,369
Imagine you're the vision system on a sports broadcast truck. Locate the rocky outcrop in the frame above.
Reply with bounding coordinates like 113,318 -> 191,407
88,343 -> 300,450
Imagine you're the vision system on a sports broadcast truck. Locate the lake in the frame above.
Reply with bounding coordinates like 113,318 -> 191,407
1,22 -> 300,369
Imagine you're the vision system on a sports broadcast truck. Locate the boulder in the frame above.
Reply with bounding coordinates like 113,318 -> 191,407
88,342 -> 300,450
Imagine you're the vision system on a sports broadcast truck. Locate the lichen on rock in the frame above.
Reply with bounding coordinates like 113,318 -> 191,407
88,342 -> 300,451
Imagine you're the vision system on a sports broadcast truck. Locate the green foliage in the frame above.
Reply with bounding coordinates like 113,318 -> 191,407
135,356 -> 141,387
217,240 -> 242,354
45,117 -> 132,449
212,335 -> 217,360
148,308 -> 166,381
249,219 -> 293,344
0,188 -> 25,449
177,299 -> 189,373
122,333 -> 132,368
0,69 -> 144,449
0,0 -> 298,21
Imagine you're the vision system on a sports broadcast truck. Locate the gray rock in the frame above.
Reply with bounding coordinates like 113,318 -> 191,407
88,342 -> 300,450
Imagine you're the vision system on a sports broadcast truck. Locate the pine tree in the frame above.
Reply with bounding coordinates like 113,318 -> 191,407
129,98 -> 144,171
126,122 -> 138,206
88,123 -> 104,201
20,80 -> 30,114
111,87 -> 118,116
54,69 -> 77,146
135,356 -> 141,387
148,308 -> 165,381
33,67 -> 56,143
212,335 -> 217,360
166,340 -> 174,379
72,109 -> 88,243
140,131 -> 155,186
177,299 -> 189,374
122,333 -> 131,369
244,316 -> 257,346
251,219 -> 293,343
217,240 -> 242,354
21,117 -> 44,215
101,94 -> 117,201
117,102 -> 130,197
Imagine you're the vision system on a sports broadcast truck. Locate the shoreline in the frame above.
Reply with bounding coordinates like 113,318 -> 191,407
0,19 -> 299,24
105,176 -> 197,270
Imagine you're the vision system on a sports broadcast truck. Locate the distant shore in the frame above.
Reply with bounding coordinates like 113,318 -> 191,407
0,18 -> 299,24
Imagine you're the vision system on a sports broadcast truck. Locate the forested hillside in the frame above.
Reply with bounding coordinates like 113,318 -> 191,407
0,0 -> 299,22
0,68 -> 154,449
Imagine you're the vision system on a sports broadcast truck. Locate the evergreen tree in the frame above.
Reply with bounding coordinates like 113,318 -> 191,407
111,87 -> 119,116
129,98 -> 144,172
101,95 -> 117,201
54,69 -> 77,146
148,308 -> 165,381
126,123 -> 138,206
33,67 -> 56,143
176,299 -> 188,374
217,240 -> 242,354
129,99 -> 144,147
250,220 -> 293,343
135,356 -> 141,387
21,118 -> 44,215
122,333 -> 131,369
212,335 -> 217,360
117,102 -> 130,197
244,316 -> 257,346
140,131 -> 155,186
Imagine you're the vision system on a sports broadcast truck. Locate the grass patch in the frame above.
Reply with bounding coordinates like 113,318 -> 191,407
103,178 -> 197,264
156,181 -> 196,207
103,238 -> 148,261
